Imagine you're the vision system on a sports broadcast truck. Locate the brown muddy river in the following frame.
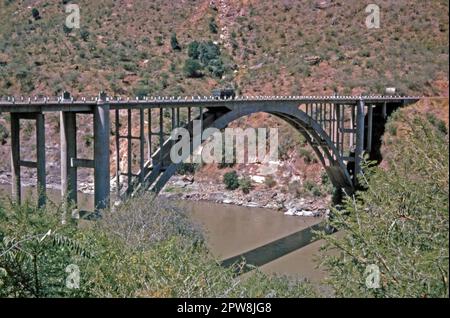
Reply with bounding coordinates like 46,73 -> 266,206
0,184 -> 328,283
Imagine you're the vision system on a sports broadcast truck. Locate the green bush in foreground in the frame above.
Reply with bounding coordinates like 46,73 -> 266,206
319,112 -> 449,298
0,194 -> 316,297
0,200 -> 86,297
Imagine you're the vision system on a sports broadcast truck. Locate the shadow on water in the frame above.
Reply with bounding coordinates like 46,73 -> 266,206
220,222 -> 327,273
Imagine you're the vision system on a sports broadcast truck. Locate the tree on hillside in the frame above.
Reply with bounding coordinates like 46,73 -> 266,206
183,59 -> 202,78
187,41 -> 200,59
80,29 -> 90,41
31,8 -> 40,20
185,41 -> 225,79
63,24 -> 72,36
209,18 -> 218,34
320,111 -> 449,298
170,33 -> 181,51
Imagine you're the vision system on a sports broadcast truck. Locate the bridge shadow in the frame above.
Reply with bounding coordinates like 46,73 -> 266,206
220,221 -> 328,273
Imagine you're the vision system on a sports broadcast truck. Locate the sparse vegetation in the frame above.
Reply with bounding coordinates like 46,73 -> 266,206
320,111 -> 449,297
183,59 -> 203,78
31,8 -> 40,20
184,41 -> 228,78
0,195 -> 317,297
223,171 -> 239,190
239,176 -> 253,194
303,180 -> 322,197
264,175 -> 276,188
0,0 -> 446,97
170,33 -> 181,51
0,123 -> 8,145
209,18 -> 218,34
299,148 -> 315,163
176,162 -> 198,175
80,29 -> 90,42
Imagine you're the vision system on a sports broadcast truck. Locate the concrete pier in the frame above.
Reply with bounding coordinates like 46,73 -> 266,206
60,111 -> 77,205
366,105 -> 373,153
10,113 -> 21,203
93,94 -> 110,211
36,113 -> 46,207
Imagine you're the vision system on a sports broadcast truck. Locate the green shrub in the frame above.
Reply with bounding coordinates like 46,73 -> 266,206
63,24 -> 72,35
31,8 -> 40,20
426,113 -> 448,135
0,123 -> 9,145
183,59 -> 202,78
239,176 -> 253,194
80,29 -> 90,41
154,35 -> 164,46
303,180 -> 322,197
320,171 -> 329,185
185,41 -> 227,78
319,112 -> 449,298
187,41 -> 200,59
83,135 -> 94,147
170,33 -> 181,51
0,201 -> 88,297
123,62 -> 137,72
299,148 -> 314,163
209,18 -> 218,34
176,162 -> 198,175
223,171 -> 239,190
133,85 -> 149,99
197,41 -> 221,65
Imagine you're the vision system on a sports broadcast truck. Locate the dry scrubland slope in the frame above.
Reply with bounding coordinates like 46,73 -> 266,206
0,0 -> 448,97
0,0 -> 448,193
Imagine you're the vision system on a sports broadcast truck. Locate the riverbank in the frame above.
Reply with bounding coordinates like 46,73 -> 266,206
0,171 -> 330,217
161,175 -> 330,217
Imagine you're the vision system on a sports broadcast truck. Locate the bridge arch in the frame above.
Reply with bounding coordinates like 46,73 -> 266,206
145,104 -> 355,196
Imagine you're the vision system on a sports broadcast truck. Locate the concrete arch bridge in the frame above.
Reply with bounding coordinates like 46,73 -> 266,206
0,94 -> 419,210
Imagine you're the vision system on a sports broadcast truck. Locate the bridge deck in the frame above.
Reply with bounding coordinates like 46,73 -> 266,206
0,95 -> 420,113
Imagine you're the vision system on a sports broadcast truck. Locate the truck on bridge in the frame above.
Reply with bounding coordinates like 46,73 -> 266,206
212,87 -> 236,99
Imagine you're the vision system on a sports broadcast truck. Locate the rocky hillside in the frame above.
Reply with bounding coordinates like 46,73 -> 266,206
0,0 -> 448,97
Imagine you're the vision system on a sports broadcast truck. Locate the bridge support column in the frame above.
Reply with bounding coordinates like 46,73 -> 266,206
93,94 -> 110,211
139,108 -> 145,183
10,113 -> 46,206
36,113 -> 46,207
366,105 -> 373,153
60,111 -> 77,206
126,109 -> 132,192
114,109 -> 120,197
354,100 -> 365,183
10,113 -> 21,204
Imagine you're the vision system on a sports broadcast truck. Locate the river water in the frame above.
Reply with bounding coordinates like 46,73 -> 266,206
0,184 -> 328,283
